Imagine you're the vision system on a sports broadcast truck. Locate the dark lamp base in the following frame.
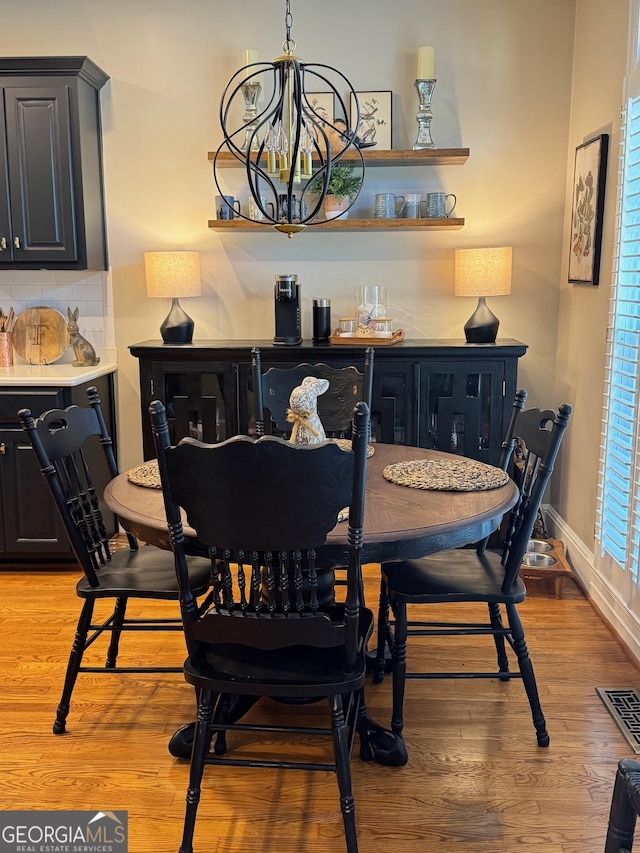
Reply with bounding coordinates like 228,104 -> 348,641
160,297 -> 194,344
463,296 -> 499,344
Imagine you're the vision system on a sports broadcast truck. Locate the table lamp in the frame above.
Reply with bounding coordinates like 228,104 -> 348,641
144,251 -> 201,344
454,247 -> 512,344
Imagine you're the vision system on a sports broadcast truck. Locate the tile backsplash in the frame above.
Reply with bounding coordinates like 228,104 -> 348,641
0,268 -> 115,352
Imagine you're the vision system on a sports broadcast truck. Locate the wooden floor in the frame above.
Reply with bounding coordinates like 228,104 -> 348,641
1,562 -> 637,853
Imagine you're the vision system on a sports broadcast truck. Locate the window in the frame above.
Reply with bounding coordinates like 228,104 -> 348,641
597,0 -> 640,589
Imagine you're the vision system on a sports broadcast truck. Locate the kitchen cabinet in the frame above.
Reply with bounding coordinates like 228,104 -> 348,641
0,56 -> 109,270
207,148 -> 468,232
130,339 -> 527,465
0,371 -> 116,563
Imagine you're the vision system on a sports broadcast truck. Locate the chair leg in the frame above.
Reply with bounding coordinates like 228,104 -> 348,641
390,599 -> 408,737
487,602 -> 510,679
329,694 -> 359,853
604,758 -> 640,853
179,689 -> 215,853
53,598 -> 95,734
105,596 -> 128,669
506,603 -> 549,747
373,576 -> 392,685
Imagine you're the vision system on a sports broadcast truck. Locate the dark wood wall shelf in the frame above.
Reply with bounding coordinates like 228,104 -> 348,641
208,217 -> 464,232
209,148 -> 470,167
208,147 -> 469,233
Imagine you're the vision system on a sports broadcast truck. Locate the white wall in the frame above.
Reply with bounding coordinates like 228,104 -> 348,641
0,0 -> 576,471
554,0 -> 629,550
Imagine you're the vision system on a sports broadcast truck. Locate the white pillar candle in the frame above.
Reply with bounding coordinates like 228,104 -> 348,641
417,46 -> 435,79
242,48 -> 258,66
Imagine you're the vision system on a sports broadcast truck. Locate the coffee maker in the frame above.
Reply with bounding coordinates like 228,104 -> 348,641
273,273 -> 302,345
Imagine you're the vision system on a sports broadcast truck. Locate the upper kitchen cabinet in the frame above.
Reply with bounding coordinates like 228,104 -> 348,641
0,56 -> 109,270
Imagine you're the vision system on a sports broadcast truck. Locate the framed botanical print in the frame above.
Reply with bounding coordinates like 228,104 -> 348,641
569,133 -> 609,285
350,91 -> 392,149
306,92 -> 335,142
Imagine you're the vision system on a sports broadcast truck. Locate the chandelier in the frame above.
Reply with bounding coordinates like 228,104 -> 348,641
213,0 -> 365,237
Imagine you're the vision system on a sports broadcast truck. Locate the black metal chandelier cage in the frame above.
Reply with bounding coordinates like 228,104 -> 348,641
213,1 -> 365,237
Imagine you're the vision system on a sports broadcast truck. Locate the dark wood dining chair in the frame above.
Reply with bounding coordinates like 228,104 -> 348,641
150,398 -> 372,853
604,758 -> 640,852
251,345 -> 374,439
18,386 -> 211,736
374,401 -> 572,748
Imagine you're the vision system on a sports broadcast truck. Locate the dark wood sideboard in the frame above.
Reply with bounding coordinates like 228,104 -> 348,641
130,339 -> 527,466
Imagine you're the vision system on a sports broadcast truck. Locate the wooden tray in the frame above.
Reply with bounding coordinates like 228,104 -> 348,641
329,329 -> 405,346
12,306 -> 69,364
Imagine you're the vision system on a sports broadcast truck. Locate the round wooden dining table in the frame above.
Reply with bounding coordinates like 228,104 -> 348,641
103,442 -> 518,764
103,442 -> 519,566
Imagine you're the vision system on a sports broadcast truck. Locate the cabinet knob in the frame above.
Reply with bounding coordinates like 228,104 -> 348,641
0,237 -> 6,250
13,237 -> 20,249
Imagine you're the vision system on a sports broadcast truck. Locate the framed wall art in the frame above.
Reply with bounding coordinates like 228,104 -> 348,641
569,133 -> 609,285
306,92 -> 334,141
350,90 -> 392,149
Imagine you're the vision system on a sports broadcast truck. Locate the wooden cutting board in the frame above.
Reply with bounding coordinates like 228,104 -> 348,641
12,307 -> 69,364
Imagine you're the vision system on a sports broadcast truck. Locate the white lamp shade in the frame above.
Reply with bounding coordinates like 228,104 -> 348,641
144,251 -> 202,299
454,247 -> 512,297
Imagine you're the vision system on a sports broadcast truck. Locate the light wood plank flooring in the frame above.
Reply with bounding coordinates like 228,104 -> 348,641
1,563 -> 637,852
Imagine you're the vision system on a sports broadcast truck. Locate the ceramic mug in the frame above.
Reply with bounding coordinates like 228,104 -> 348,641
423,192 -> 456,218
216,195 -> 241,220
278,193 -> 306,221
399,193 -> 422,219
374,193 -> 405,219
248,195 -> 274,220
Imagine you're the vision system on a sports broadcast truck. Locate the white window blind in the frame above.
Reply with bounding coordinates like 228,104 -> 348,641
597,2 -> 640,581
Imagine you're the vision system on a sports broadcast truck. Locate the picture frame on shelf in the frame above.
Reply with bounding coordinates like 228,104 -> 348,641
350,90 -> 392,149
568,133 -> 609,285
306,92 -> 335,142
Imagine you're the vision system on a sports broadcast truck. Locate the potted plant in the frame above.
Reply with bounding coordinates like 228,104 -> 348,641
307,163 -> 363,219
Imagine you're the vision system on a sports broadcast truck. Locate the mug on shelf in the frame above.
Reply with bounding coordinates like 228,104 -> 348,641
399,193 -> 422,219
248,195 -> 274,221
373,193 -> 405,219
278,193 -> 306,221
216,195 -> 241,220
423,192 -> 457,218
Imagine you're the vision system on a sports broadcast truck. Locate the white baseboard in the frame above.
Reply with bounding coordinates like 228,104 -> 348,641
545,505 -> 640,667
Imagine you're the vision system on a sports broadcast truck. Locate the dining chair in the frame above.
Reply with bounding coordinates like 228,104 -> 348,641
150,398 -> 372,853
251,345 -> 374,439
18,386 -> 211,736
604,757 -> 640,852
372,387 -> 527,681
374,401 -> 572,748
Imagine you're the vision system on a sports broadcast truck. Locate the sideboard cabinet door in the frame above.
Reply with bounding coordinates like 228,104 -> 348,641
139,360 -> 237,459
420,361 -> 509,463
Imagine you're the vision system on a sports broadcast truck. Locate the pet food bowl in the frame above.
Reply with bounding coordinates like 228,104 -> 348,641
522,552 -> 558,568
526,539 -> 554,554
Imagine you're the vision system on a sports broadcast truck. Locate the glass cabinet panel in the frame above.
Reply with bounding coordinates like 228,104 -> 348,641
420,363 -> 505,463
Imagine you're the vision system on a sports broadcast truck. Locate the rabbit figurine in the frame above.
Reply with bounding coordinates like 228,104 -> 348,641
286,376 -> 329,445
67,307 -> 100,367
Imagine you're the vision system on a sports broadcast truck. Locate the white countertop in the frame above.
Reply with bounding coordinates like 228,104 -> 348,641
0,351 -> 117,387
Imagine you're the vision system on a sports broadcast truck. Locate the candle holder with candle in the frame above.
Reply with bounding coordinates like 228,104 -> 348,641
413,45 -> 437,150
240,48 -> 262,153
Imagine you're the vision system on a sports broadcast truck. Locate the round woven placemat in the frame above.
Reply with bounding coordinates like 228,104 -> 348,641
382,457 -> 510,491
128,460 -> 161,489
333,438 -> 375,458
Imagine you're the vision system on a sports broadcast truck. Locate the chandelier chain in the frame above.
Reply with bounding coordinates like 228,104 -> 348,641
284,0 -> 293,52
